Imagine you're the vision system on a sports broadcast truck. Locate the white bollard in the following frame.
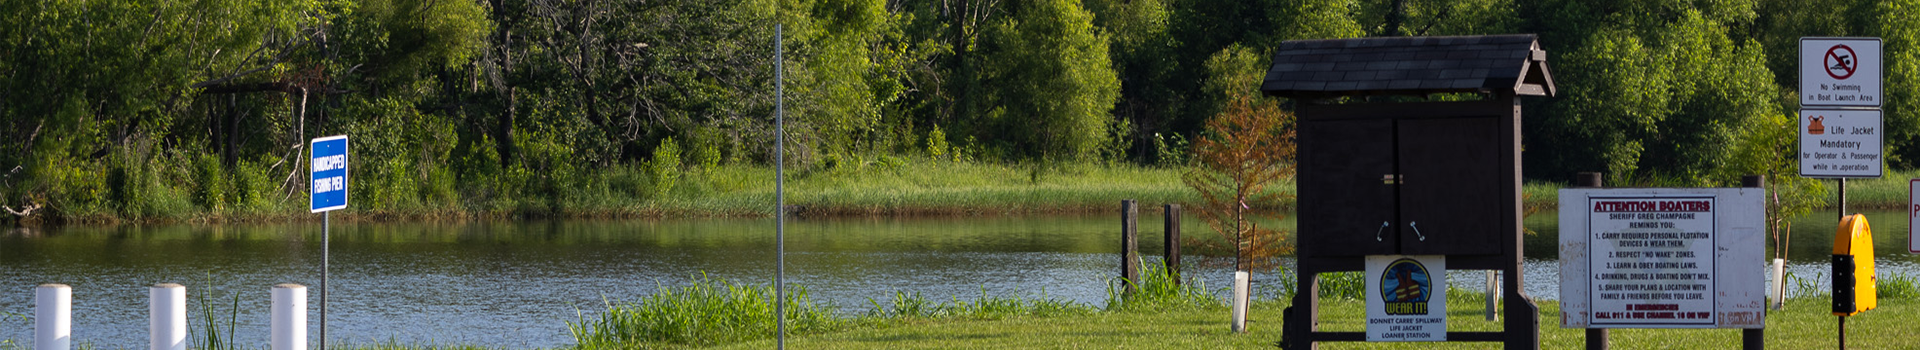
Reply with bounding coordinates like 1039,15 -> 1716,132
1770,258 -> 1787,309
35,284 -> 71,350
271,284 -> 307,350
1231,270 -> 1250,333
1485,270 -> 1501,321
150,284 -> 186,350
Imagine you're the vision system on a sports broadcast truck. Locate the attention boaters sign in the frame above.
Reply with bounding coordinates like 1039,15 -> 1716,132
1558,188 -> 1765,329
1366,255 -> 1446,341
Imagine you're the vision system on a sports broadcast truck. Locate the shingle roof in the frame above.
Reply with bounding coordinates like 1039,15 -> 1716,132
1262,34 -> 1554,98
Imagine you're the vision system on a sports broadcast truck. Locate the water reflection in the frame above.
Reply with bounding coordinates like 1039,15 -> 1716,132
0,215 -> 1242,348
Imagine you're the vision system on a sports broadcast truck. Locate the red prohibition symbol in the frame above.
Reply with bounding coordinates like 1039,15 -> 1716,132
1826,44 -> 1857,80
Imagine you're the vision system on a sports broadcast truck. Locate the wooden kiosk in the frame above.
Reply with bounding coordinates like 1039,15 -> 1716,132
1262,35 -> 1555,349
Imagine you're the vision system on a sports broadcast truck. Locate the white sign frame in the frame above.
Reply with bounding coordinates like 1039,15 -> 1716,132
1799,108 -> 1883,178
1800,37 -> 1882,107
1910,179 -> 1919,254
1366,255 -> 1446,341
1559,188 -> 1765,329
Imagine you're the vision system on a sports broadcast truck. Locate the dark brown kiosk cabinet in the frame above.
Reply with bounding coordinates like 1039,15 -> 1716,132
1263,35 -> 1555,349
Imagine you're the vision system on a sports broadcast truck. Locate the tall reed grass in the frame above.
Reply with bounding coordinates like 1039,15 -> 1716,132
193,290 -> 242,350
1878,272 -> 1920,299
0,311 -> 23,350
1105,263 -> 1217,312
567,274 -> 839,348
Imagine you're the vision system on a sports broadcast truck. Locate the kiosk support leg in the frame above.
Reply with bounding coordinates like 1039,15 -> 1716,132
1504,265 -> 1539,349
1283,271 -> 1319,350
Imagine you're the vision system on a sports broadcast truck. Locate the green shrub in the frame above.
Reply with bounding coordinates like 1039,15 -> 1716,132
649,137 -> 683,197
927,124 -> 952,161
189,154 -> 226,212
227,157 -> 275,214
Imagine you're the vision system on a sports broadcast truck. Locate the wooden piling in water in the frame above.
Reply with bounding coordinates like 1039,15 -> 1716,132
1164,204 -> 1182,285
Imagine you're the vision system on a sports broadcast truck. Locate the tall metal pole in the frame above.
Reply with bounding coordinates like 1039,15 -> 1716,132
1836,178 -> 1845,350
321,211 -> 329,350
774,23 -> 786,350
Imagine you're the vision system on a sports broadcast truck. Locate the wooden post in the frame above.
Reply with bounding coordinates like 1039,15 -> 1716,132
1121,200 -> 1140,293
1742,175 -> 1765,350
1164,204 -> 1182,284
36,284 -> 71,350
1578,172 -> 1608,350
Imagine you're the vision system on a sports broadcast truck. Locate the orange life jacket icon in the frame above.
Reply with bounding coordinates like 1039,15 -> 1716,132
1810,116 -> 1826,135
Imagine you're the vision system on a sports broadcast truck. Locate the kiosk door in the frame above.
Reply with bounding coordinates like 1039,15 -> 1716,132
1298,118 -> 1397,257
1298,116 -> 1505,257
1398,117 -> 1503,256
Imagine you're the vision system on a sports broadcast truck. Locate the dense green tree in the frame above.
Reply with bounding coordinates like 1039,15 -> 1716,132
962,0 -> 1121,159
1866,0 -> 1920,167
10,0 -> 1920,222
1523,1 -> 1782,185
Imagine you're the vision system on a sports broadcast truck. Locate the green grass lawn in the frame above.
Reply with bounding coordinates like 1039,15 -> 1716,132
717,298 -> 1914,349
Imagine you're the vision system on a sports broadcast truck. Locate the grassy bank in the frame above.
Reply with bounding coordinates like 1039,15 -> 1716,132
7,270 -> 1914,349
3,159 -> 1206,225
12,152 -> 1917,225
730,298 -> 1916,349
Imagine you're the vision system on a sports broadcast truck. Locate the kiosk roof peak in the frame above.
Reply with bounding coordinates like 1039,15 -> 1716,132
1262,34 -> 1555,99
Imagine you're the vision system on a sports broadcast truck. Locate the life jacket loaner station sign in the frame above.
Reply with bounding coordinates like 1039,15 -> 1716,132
1801,38 -> 1881,107
1558,188 -> 1766,329
1799,109 -> 1883,178
310,135 -> 349,212
1366,255 -> 1446,341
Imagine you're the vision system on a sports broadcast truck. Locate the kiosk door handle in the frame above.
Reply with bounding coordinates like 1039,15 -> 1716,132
1375,221 -> 1390,241
1408,221 -> 1427,241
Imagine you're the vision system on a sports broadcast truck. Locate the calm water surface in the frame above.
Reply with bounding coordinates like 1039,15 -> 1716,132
1,210 -> 1915,348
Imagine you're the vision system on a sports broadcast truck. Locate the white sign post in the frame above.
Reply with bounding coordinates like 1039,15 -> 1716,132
1799,109 -> 1883,178
1801,38 -> 1882,107
1366,255 -> 1446,341
1559,188 -> 1765,329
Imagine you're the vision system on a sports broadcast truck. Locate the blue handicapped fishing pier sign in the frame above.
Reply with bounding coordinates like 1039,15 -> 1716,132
310,135 -> 350,212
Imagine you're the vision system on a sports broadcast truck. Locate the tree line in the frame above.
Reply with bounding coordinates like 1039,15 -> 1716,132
0,0 -> 1914,220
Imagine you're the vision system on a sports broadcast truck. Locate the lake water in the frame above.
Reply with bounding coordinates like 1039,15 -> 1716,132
1,210 -> 1915,348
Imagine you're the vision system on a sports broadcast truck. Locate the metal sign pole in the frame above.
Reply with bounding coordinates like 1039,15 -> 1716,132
321,211 -> 329,350
309,135 -> 348,350
774,23 -> 786,350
